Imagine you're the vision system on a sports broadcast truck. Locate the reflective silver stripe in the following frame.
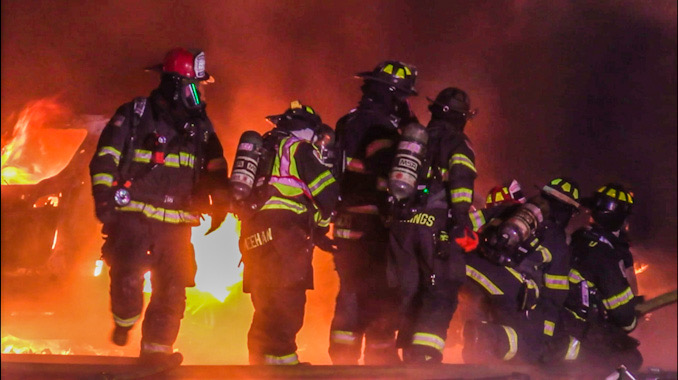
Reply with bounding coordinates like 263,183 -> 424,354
568,268 -> 585,283
92,173 -> 114,187
537,245 -> 552,263
544,274 -> 569,290
543,320 -> 555,337
450,188 -> 473,203
113,313 -> 140,328
260,197 -> 307,214
469,210 -> 486,232
133,149 -> 152,163
412,332 -> 445,353
466,265 -> 504,295
264,352 -> 299,365
141,341 -> 173,354
450,153 -> 476,173
330,330 -> 357,344
97,146 -> 121,165
118,200 -> 200,224
603,286 -> 635,310
501,325 -> 518,360
308,170 -> 336,196
564,336 -> 580,360
164,154 -> 181,167
334,228 -> 364,240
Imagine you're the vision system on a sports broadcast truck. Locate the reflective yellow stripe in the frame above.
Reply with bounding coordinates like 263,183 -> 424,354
92,173 -> 114,187
450,153 -> 476,173
544,274 -> 569,290
412,332 -> 445,353
264,352 -> 299,365
260,196 -> 307,214
314,210 -> 330,228
466,265 -> 504,295
568,268 -> 585,283
331,330 -> 358,344
537,245 -> 552,263
603,286 -> 635,310
308,170 -> 336,197
564,336 -> 580,360
113,313 -> 140,328
97,146 -> 121,165
118,200 -> 200,224
543,320 -> 555,337
501,326 -> 518,360
450,187 -> 473,203
133,149 -> 152,163
334,228 -> 364,240
469,210 -> 486,232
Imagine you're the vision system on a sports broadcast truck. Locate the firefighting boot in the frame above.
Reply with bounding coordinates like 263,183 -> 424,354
139,350 -> 184,367
402,344 -> 443,364
111,325 -> 132,346
461,320 -> 505,364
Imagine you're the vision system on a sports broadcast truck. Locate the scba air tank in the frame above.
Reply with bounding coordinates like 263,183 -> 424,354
388,122 -> 428,201
230,130 -> 263,201
498,196 -> 550,249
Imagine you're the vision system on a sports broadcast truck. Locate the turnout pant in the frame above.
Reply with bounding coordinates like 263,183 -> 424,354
463,252 -> 559,364
240,210 -> 313,365
388,209 -> 466,363
101,214 -> 197,353
330,212 -> 400,365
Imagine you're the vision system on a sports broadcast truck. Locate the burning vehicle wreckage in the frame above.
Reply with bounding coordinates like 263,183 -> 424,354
1,99 -> 677,379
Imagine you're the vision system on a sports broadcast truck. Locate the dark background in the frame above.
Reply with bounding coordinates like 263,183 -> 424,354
1,0 -> 676,368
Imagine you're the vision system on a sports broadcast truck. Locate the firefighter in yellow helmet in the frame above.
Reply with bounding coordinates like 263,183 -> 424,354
329,60 -> 418,365
89,47 -> 229,365
547,183 -> 643,372
238,101 -> 339,365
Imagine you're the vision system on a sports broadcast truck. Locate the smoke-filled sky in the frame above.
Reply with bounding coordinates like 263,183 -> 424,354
1,0 -> 676,369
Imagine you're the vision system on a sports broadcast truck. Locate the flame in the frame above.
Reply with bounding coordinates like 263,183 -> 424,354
1,98 -> 87,185
635,262 -> 649,275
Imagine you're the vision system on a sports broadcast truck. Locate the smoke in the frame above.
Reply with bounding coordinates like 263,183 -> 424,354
1,0 -> 676,369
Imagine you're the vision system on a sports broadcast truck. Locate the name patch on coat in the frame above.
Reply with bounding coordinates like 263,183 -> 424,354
244,228 -> 273,250
405,212 -> 436,227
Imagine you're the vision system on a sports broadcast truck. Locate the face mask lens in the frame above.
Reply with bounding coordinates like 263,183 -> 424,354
181,81 -> 202,109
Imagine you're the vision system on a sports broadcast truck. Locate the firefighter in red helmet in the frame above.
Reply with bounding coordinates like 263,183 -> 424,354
462,177 -> 581,365
329,60 -> 419,365
89,47 -> 229,365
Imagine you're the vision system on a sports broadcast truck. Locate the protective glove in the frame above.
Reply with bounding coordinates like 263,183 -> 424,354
205,207 -> 227,235
94,188 -> 117,225
517,275 -> 540,311
454,226 -> 479,253
313,227 -> 338,253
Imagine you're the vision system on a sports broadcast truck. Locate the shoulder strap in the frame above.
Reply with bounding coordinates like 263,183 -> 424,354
118,97 -> 146,181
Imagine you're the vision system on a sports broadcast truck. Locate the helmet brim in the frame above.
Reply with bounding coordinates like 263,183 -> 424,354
542,185 -> 581,209
265,114 -> 284,125
354,72 -> 418,95
144,64 -> 214,83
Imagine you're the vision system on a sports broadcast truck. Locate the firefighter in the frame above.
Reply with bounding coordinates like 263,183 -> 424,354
89,47 -> 229,364
388,87 -> 478,364
238,101 -> 339,365
329,60 -> 418,365
548,183 -> 643,371
462,177 -> 581,365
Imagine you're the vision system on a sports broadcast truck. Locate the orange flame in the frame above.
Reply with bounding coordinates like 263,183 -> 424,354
1,98 -> 86,185
635,262 -> 649,275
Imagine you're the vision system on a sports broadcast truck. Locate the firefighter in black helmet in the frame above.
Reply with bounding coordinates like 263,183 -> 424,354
462,177 -> 581,365
547,183 -> 643,371
89,47 -> 229,365
239,101 -> 339,365
387,87 -> 478,364
329,60 -> 418,365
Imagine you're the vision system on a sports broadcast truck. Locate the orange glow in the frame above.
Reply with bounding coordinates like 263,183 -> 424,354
1,98 -> 87,185
635,263 -> 649,275
50,229 -> 58,250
